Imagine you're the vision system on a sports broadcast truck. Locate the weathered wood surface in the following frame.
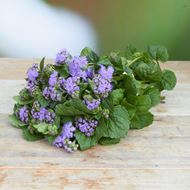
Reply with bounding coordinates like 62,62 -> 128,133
0,59 -> 189,190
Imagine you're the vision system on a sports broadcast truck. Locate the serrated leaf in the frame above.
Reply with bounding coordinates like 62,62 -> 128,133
98,137 -> 120,145
109,89 -> 125,105
46,136 -> 56,144
75,130 -> 98,151
130,112 -> 153,129
13,96 -> 33,105
37,94 -> 49,107
97,57 -> 112,66
148,45 -> 168,62
144,87 -> 161,106
54,65 -> 69,78
161,69 -> 177,90
96,105 -> 130,139
56,99 -> 93,116
127,95 -> 152,112
22,129 -> 44,141
8,114 -> 27,128
33,123 -> 58,135
80,47 -> 99,62
125,44 -> 137,59
132,61 -> 162,82
121,75 -> 137,95
121,100 -> 136,119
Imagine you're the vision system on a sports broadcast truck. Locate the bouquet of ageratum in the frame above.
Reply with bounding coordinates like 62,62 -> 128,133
9,45 -> 176,152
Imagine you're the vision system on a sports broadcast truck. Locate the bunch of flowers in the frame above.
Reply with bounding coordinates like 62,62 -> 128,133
9,46 -> 176,152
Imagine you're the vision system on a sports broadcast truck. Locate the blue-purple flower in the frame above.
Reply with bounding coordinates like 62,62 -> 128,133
48,71 -> 58,86
53,122 -> 78,152
98,65 -> 114,80
83,97 -> 101,110
19,106 -> 29,123
43,86 -> 62,101
27,64 -> 39,81
68,56 -> 88,79
60,76 -> 80,97
93,75 -> 113,98
31,107 -> 55,123
55,48 -> 70,65
75,117 -> 98,137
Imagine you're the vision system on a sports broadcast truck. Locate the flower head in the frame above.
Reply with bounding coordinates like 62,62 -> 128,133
60,76 -> 80,97
19,106 -> 29,123
27,64 -> 39,81
98,65 -> 114,80
31,107 -> 55,123
68,56 -> 88,79
75,118 -> 98,137
62,122 -> 76,139
43,86 -> 62,101
83,96 -> 101,110
55,48 -> 70,65
48,71 -> 58,86
93,75 -> 112,98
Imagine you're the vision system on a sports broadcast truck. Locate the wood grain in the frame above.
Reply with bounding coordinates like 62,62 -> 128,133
0,59 -> 189,190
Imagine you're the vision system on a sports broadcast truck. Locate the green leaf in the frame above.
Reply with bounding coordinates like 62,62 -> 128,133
125,44 -> 137,59
161,69 -> 177,90
37,94 -> 49,107
97,57 -> 112,66
46,136 -> 56,144
130,112 -> 153,129
121,100 -> 136,119
8,114 -> 27,128
54,65 -> 69,78
109,89 -> 125,105
40,57 -> 45,72
148,45 -> 168,62
80,47 -> 99,62
33,123 -> 58,135
98,137 -> 120,145
144,87 -> 161,107
75,130 -> 98,151
127,95 -> 152,112
132,61 -> 162,82
56,99 -> 93,116
22,129 -> 44,141
13,96 -> 33,105
121,75 -> 137,95
96,105 -> 130,139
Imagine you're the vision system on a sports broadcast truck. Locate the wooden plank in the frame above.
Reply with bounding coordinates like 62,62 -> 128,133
0,59 -> 189,189
0,168 -> 190,190
0,114 -> 189,169
0,80 -> 189,116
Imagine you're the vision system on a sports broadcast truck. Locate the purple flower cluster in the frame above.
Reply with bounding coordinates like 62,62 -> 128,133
83,97 -> 101,110
68,56 -> 88,79
59,76 -> 80,97
99,65 -> 114,80
43,86 -> 62,101
26,64 -> 39,93
19,106 -> 29,123
93,65 -> 114,98
27,64 -> 39,81
55,49 -> 70,65
43,72 -> 62,101
53,122 -> 78,152
75,118 -> 98,137
31,107 -> 55,123
48,71 -> 58,86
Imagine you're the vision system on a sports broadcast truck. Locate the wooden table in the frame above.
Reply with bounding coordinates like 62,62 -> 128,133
0,59 -> 189,190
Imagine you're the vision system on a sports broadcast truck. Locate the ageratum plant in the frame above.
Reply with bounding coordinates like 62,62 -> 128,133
9,45 -> 177,152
